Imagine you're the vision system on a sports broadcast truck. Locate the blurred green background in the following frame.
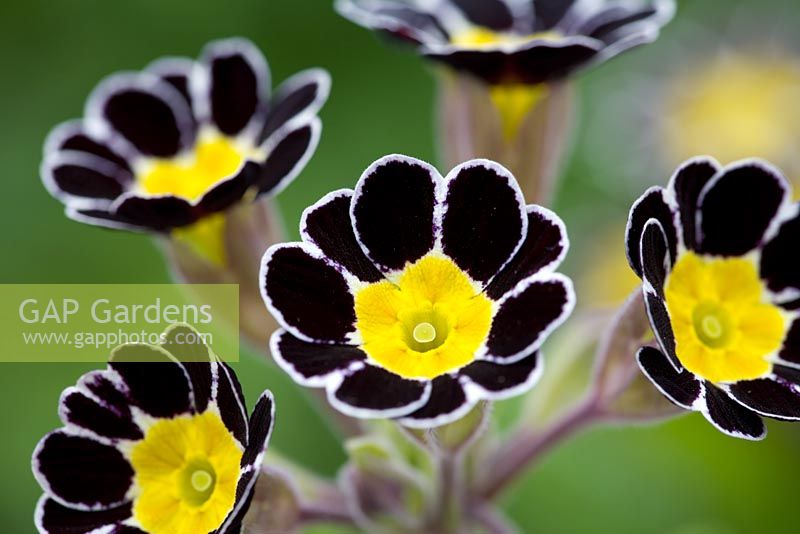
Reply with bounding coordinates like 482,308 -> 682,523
2,0 -> 799,532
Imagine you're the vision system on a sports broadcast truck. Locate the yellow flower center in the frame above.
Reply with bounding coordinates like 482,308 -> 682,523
355,255 -> 493,379
664,251 -> 788,384
451,28 -> 562,49
137,132 -> 262,202
129,410 -> 243,534
663,53 -> 800,185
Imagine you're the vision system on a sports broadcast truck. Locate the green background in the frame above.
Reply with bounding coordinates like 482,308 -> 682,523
2,0 -> 799,532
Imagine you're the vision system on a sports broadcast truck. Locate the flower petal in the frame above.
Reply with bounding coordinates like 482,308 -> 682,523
261,243 -> 357,343
626,186 -> 677,278
534,0 -> 576,30
328,364 -> 431,418
351,155 -> 441,273
666,156 -> 720,251
644,290 -> 681,371
260,68 -> 331,141
270,330 -> 367,387
44,120 -> 133,173
58,388 -> 142,441
336,0 -> 449,45
109,343 -> 193,418
450,0 -> 514,31
35,496 -> 134,534
241,391 -> 275,468
301,189 -> 383,283
702,384 -> 766,440
256,118 -> 321,195
485,205 -> 568,300
779,318 -> 800,365
86,73 -> 194,158
161,324 -> 214,412
636,346 -> 701,410
640,218 -> 669,296
397,375 -> 471,428
483,273 -> 574,363
460,351 -> 541,398
215,362 -> 249,446
146,57 -> 196,110
441,159 -> 527,285
578,5 -> 658,41
697,159 -> 789,256
727,377 -> 800,421
112,194 -> 197,231
197,38 -> 269,136
33,431 -> 134,510
760,210 -> 800,299
42,151 -> 129,205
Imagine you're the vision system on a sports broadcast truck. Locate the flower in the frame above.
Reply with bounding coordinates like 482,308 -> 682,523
32,325 -> 275,533
626,156 -> 800,440
41,37 -> 329,235
260,155 -> 574,427
337,0 -> 674,86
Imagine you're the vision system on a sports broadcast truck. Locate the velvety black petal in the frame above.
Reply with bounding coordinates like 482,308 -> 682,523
336,0 -> 449,45
256,119 -> 320,195
66,207 -> 149,233
779,319 -> 800,365
36,497 -> 133,534
262,244 -> 357,343
667,156 -> 720,250
201,38 -> 269,136
109,344 -> 192,418
218,469 -> 257,534
485,274 -> 573,362
640,219 -> 669,296
329,365 -> 430,418
88,75 -> 194,158
626,187 -> 677,278
485,205 -> 568,300
241,391 -> 274,468
45,121 -> 133,173
579,5 -> 657,41
271,330 -> 367,386
703,385 -> 766,440
774,364 -> 800,384
644,291 -> 680,371
760,211 -> 800,297
216,363 -> 249,446
34,432 -> 133,508
441,160 -> 527,284
79,371 -> 131,420
533,0 -> 576,30
301,190 -> 383,283
461,352 -> 541,396
146,57 -> 196,111
697,161 -> 788,256
112,195 -> 197,231
451,0 -> 513,30
728,377 -> 800,421
43,152 -> 129,202
59,389 -> 142,441
424,41 -> 600,85
398,374 -> 470,428
637,346 -> 701,410
161,324 -> 214,412
351,155 -> 439,272
260,69 -> 330,142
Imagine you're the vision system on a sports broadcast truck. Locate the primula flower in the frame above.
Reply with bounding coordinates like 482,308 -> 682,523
337,0 -> 673,85
32,325 -> 274,533
260,155 -> 574,427
41,37 -> 328,242
627,157 -> 800,439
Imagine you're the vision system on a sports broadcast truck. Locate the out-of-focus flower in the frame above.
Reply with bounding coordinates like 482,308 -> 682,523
41,37 -> 329,264
260,155 -> 574,428
32,325 -> 274,533
626,157 -> 800,440
660,51 -> 800,189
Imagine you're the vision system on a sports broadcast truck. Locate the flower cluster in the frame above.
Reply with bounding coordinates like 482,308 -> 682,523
261,155 -> 574,427
627,157 -> 800,439
42,38 -> 328,233
338,0 -> 674,85
32,325 -> 274,533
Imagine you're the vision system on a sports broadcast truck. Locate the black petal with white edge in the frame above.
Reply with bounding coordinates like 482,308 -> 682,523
33,324 -> 275,534
262,155 -> 574,428
42,37 -> 329,233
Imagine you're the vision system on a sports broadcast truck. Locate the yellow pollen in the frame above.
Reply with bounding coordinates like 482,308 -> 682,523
355,255 -> 493,379
412,322 -> 437,344
190,469 -> 214,492
664,252 -> 788,383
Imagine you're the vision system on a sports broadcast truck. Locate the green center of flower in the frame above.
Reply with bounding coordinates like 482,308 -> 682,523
692,301 -> 733,349
179,459 -> 217,506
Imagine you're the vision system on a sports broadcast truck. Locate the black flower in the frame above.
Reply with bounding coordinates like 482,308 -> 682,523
32,325 -> 274,533
42,38 -> 329,232
627,157 -> 800,440
260,155 -> 574,427
337,0 -> 674,85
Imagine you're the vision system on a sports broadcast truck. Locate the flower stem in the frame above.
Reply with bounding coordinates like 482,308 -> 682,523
476,395 -> 602,501
429,449 -> 466,533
